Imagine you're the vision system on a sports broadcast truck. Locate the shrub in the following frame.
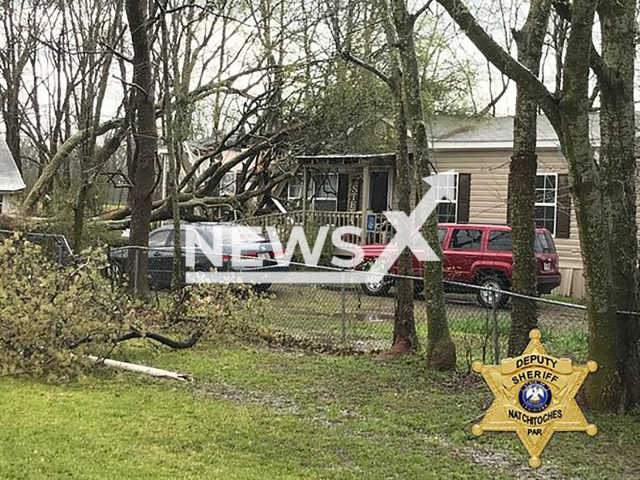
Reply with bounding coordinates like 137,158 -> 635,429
0,235 -> 132,380
178,283 -> 274,339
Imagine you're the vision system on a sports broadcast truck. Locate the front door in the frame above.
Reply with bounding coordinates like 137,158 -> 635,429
369,171 -> 389,213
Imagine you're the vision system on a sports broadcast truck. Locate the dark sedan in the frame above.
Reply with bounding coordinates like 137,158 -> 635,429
109,222 -> 285,290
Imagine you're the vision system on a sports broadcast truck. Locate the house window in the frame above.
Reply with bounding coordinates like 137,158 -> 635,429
220,171 -> 236,196
288,177 -> 303,200
286,174 -> 338,211
435,172 -> 458,223
311,173 -> 338,211
535,174 -> 557,235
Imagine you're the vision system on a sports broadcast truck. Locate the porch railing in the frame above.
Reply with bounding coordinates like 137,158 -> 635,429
243,210 -> 393,245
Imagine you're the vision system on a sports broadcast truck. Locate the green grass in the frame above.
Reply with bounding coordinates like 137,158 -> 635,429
2,340 -> 639,479
542,293 -> 587,306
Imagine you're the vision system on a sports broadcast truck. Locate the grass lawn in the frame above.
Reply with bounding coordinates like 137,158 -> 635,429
1,339 -> 638,479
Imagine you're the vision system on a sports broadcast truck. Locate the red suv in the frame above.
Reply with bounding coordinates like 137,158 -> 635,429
359,223 -> 561,307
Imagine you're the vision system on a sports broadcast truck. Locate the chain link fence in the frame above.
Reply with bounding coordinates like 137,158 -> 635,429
250,279 -> 588,368
0,229 -> 74,265
104,245 -> 589,367
0,232 -> 588,367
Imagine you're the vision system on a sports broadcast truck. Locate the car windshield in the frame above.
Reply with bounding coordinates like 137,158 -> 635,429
534,231 -> 556,253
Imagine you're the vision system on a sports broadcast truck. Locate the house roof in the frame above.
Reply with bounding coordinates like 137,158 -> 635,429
298,112 -> 640,163
0,137 -> 25,192
297,153 -> 396,167
429,111 -> 640,149
426,114 -> 603,150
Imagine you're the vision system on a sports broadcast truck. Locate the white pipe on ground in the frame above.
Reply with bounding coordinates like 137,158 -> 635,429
86,355 -> 192,381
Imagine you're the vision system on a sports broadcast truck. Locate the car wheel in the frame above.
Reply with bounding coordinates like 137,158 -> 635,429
361,274 -> 391,296
477,275 -> 508,308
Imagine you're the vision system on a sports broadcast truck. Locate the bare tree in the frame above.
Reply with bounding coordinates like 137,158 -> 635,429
507,0 -> 551,356
386,0 -> 456,369
0,0 -> 42,172
596,0 -> 640,408
69,0 -> 126,250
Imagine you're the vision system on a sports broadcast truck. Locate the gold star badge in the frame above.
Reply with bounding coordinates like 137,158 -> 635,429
472,329 -> 597,468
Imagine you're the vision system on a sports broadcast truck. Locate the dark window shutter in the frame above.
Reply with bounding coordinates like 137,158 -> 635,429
337,174 -> 349,211
457,173 -> 471,223
556,173 -> 571,238
506,174 -> 512,225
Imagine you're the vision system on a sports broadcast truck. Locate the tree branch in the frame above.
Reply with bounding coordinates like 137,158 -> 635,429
436,0 -> 561,130
410,0 -> 434,24
339,50 -> 392,87
551,0 -> 613,88
22,118 -> 128,211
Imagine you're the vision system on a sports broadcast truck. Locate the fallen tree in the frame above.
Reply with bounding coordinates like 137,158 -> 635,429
0,237 -> 273,381
20,63 -> 302,214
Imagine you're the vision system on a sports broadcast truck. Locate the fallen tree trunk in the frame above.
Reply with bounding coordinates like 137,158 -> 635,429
22,119 -> 127,212
93,170 -> 294,229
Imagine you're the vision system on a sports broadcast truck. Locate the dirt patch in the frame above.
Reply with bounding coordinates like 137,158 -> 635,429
188,380 -> 300,414
433,434 -> 567,479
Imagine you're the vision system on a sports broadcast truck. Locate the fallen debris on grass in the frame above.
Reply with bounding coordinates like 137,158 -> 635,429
86,355 -> 192,381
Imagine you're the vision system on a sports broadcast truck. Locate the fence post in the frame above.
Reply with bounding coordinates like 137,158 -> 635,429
341,282 -> 347,343
492,292 -> 500,364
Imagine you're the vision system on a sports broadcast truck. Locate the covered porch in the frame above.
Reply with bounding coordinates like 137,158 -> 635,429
246,153 -> 398,244
291,153 -> 396,244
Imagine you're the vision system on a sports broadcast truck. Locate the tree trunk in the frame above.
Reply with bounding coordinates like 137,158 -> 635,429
160,6 -> 182,293
390,88 -> 418,355
126,0 -> 157,298
340,0 -> 418,358
437,0 -> 624,409
558,0 -> 622,411
72,177 -> 89,251
3,90 -> 21,172
598,0 -> 640,408
507,0 -> 551,356
389,0 -> 455,370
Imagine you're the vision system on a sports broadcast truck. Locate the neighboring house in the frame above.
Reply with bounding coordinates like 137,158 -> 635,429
290,114 -> 624,298
0,136 -> 26,216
